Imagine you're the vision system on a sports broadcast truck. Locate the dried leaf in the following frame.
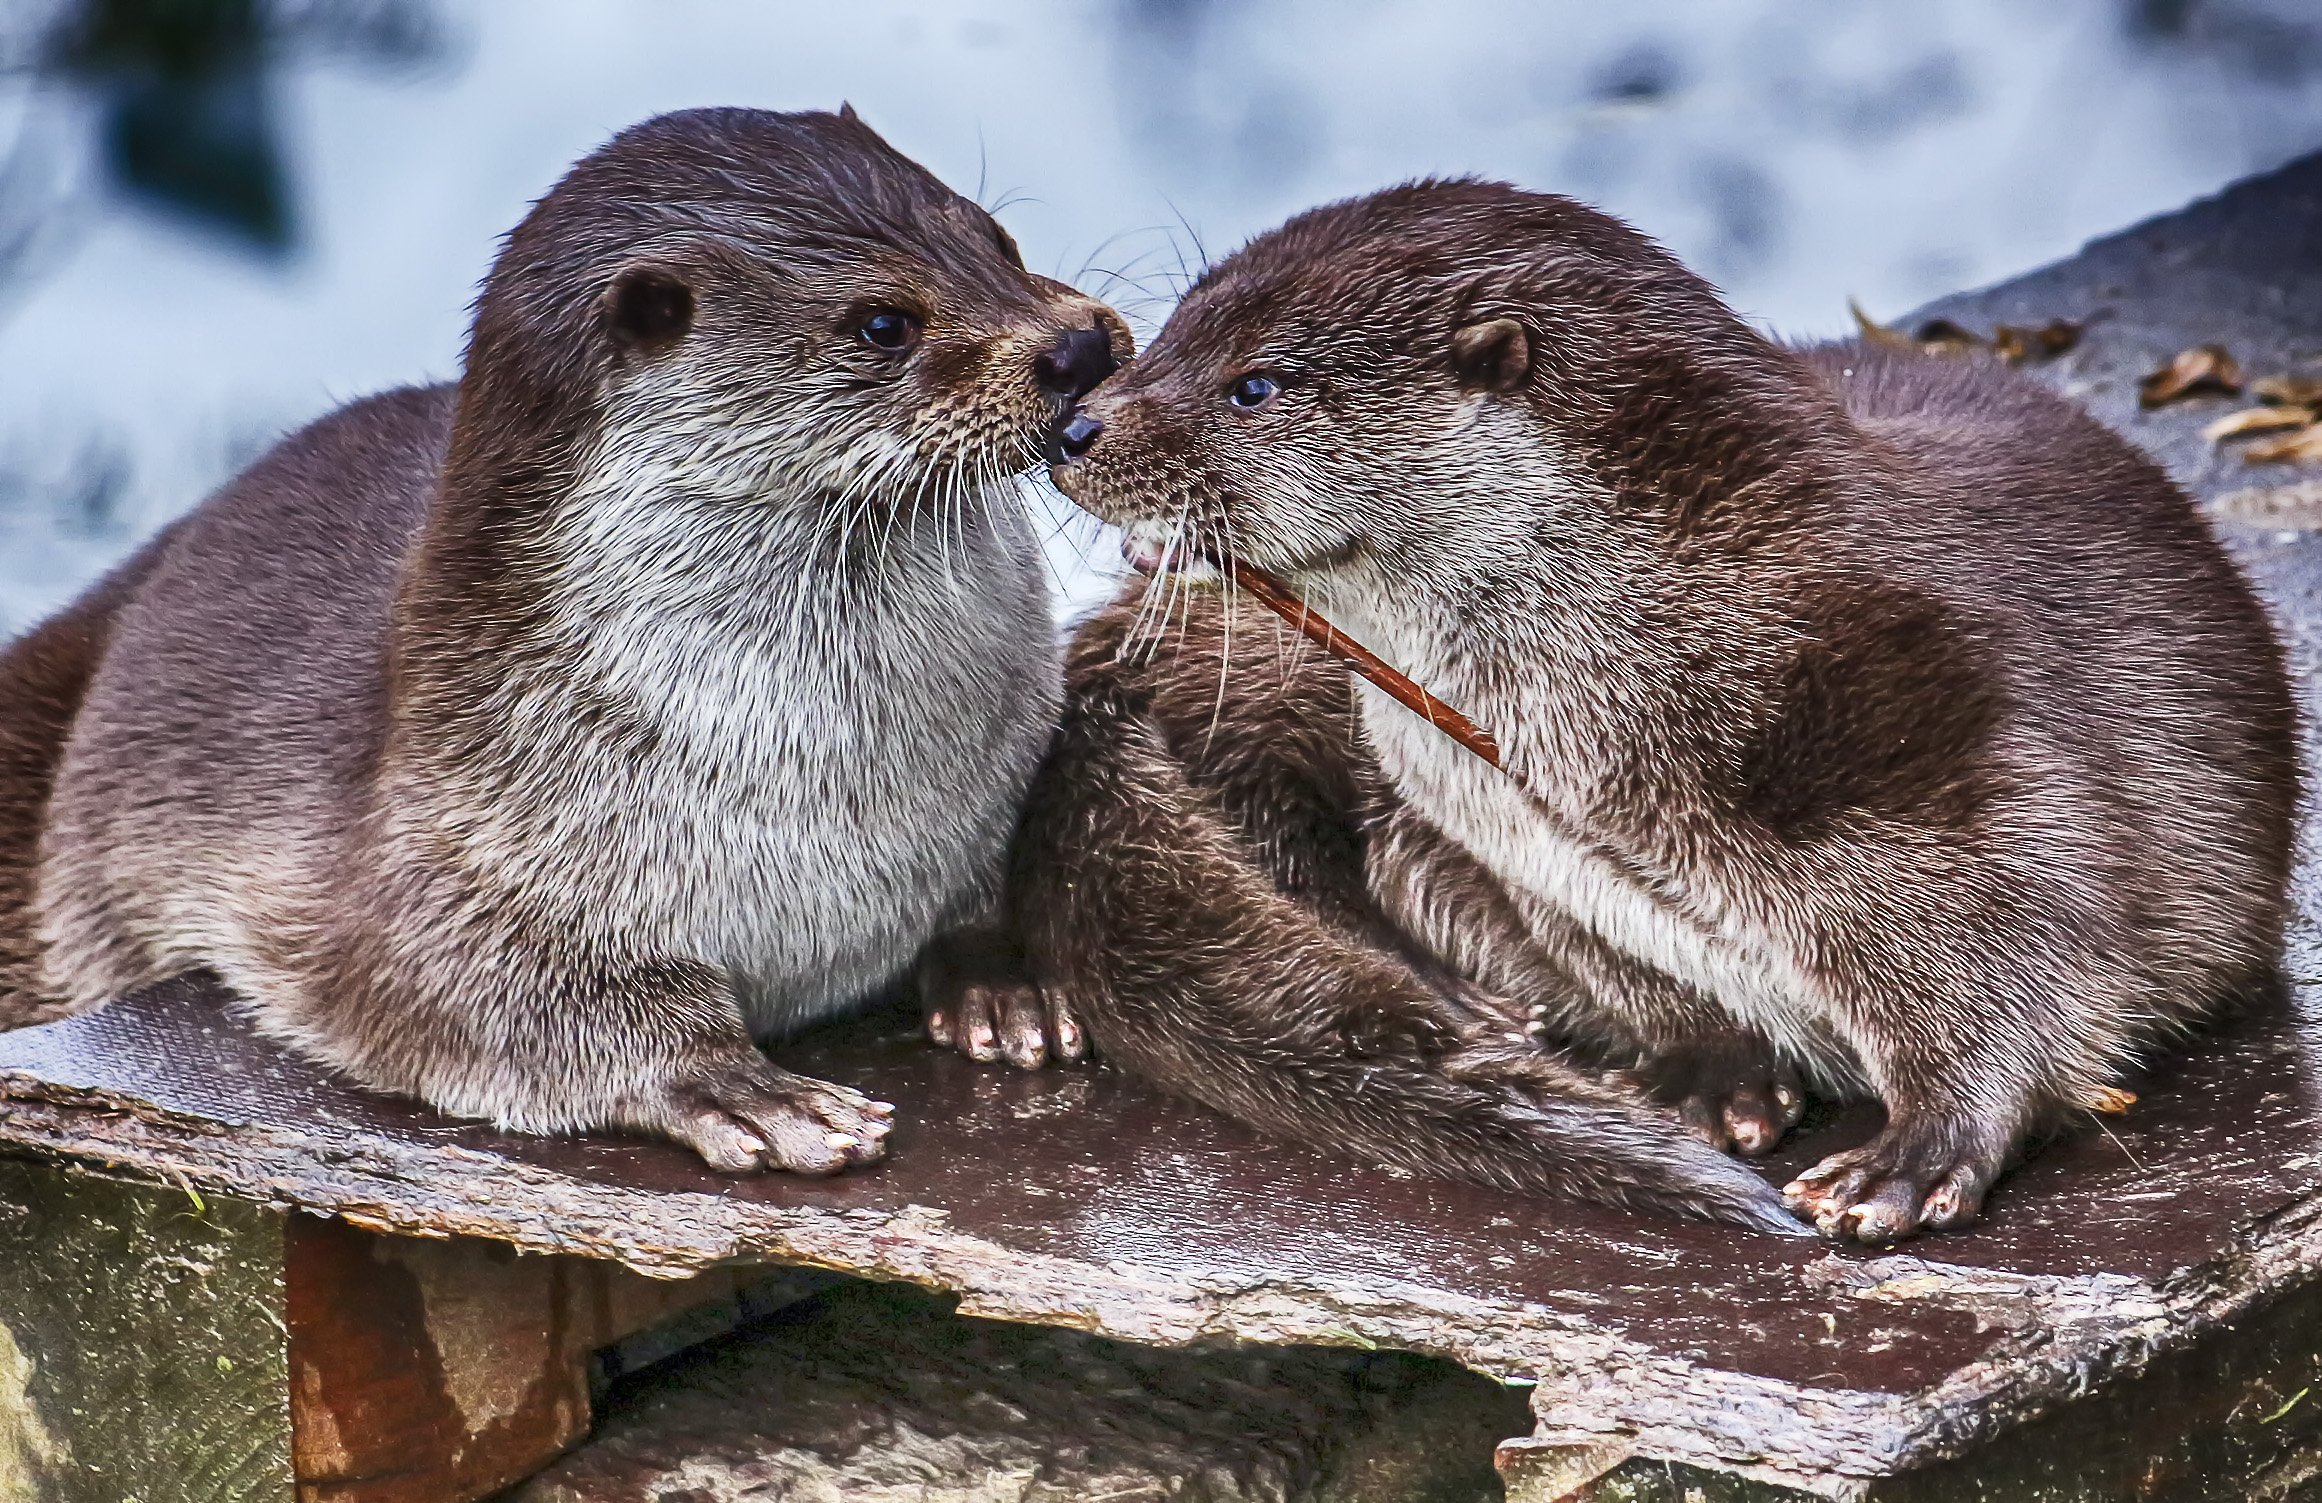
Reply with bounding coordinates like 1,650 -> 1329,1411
2213,480 -> 2322,529
2083,1086 -> 2138,1116
1910,317 -> 1983,356
2139,344 -> 2243,407
1992,319 -> 2081,365
2243,426 -> 2322,465
1846,301 -> 1992,358
1849,298 -> 1917,352
2205,406 -> 2316,443
2254,374 -> 2322,408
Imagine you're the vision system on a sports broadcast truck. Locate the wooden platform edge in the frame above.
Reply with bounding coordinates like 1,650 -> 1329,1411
11,1067 -> 2322,1488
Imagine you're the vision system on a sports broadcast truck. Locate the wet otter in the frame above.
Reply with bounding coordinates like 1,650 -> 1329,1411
0,107 -> 1128,1174
1006,580 -> 1806,1231
1038,179 -> 2296,1242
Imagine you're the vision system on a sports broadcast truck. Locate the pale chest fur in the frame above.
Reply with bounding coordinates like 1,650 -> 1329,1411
423,492 -> 1059,1032
1349,644 -> 1821,1058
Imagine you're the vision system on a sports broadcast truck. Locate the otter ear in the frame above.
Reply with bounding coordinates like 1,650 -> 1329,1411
606,265 -> 695,352
1450,318 -> 1530,394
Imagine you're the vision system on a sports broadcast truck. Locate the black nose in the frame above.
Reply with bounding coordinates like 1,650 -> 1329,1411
1035,326 -> 1117,400
1055,411 -> 1105,459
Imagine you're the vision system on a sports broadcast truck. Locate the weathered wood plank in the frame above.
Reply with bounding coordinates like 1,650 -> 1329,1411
286,1218 -> 823,1501
0,1152 -> 832,1502
0,1157 -> 292,1503
10,970 -> 2322,1493
1505,1269 -> 2322,1499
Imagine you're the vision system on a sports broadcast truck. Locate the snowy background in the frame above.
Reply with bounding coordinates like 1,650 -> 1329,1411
2,0 -> 2321,630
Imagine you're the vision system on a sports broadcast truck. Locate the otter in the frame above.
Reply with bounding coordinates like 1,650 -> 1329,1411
1004,578 -> 1807,1232
1037,179 -> 2296,1242
0,107 -> 1129,1175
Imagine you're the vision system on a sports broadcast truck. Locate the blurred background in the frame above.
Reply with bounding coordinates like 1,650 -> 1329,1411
1,0 -> 2320,629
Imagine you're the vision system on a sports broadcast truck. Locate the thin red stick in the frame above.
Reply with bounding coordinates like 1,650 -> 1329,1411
1215,555 -> 1509,773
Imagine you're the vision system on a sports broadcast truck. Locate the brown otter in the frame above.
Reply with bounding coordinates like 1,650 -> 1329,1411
1004,578 -> 1808,1231
1036,179 -> 2296,1242
0,107 -> 1129,1174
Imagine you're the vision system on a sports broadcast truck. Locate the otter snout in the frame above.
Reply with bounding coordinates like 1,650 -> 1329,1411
1035,327 -> 1118,401
1054,410 -> 1104,458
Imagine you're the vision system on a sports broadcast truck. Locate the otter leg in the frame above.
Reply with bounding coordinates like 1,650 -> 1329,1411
633,1039 -> 897,1176
1367,804 -> 1802,1156
581,960 -> 896,1175
1777,924 -> 2057,1242
312,944 -> 893,1175
1618,1027 -> 1806,1159
918,925 -> 1086,1069
1521,917 -> 1803,1155
1782,1110 -> 2011,1244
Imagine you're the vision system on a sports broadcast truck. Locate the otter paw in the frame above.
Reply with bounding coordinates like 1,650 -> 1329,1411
650,1051 -> 895,1177
926,979 -> 1085,1069
1629,1031 -> 1804,1158
1782,1127 -> 2000,1244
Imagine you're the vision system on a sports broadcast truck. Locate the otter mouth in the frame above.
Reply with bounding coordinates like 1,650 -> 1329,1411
1119,523 -> 1220,583
1116,517 -> 1360,588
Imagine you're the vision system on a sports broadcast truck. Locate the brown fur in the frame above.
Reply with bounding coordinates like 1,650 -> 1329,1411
0,108 -> 1128,1176
1008,585 -> 1806,1232
1037,180 -> 2297,1241
0,528 -> 177,1012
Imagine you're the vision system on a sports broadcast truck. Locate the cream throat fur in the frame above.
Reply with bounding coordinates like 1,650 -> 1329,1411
1301,560 -> 1836,1077
402,419 -> 1059,1038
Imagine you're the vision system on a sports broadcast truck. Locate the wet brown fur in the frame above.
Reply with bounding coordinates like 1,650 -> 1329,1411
1010,584 -> 1808,1232
0,108 -> 1127,1175
1035,180 -> 2297,1241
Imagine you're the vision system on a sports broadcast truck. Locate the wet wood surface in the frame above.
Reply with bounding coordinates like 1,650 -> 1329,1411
5,953 -> 2322,1494
3,150 -> 2322,1499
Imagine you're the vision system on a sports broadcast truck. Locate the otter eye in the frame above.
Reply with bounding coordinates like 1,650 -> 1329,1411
1227,374 -> 1280,410
858,309 -> 923,353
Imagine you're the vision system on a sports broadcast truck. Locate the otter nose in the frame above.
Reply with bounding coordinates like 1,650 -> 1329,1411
1054,411 -> 1105,459
1035,326 -> 1118,400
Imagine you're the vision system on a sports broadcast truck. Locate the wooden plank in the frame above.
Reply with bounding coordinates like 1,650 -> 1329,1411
0,1152 -> 828,1502
286,1219 -> 819,1501
286,1215 -> 588,1502
12,967 -> 2322,1493
0,1157 -> 292,1503
513,1278 -> 1531,1502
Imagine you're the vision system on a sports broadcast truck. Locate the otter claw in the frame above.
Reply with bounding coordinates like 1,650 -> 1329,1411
927,976 -> 1087,1070
655,1050 -> 892,1177
1783,1124 -> 2002,1243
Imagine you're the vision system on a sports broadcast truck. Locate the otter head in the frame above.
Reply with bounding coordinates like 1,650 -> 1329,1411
447,105 -> 1131,527
1049,179 -> 1829,606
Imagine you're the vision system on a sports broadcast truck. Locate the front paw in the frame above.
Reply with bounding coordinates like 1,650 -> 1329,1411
632,1049 -> 894,1176
1782,1119 -> 2003,1244
1627,1031 -> 1804,1157
926,978 -> 1086,1069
